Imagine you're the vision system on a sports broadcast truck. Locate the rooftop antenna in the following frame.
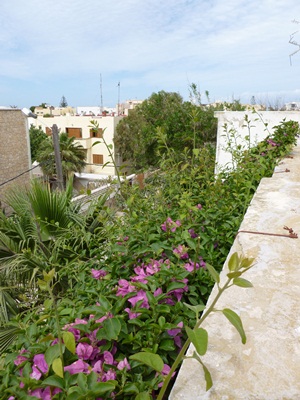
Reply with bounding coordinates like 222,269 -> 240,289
117,81 -> 120,115
289,20 -> 300,65
100,73 -> 103,114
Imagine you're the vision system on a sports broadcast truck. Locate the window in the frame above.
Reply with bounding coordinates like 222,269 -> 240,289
93,154 -> 104,165
90,128 -> 103,138
66,127 -> 82,138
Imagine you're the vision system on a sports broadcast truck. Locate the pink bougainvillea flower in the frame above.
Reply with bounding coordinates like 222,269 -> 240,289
103,351 -> 114,365
117,357 -> 131,371
116,279 -> 136,297
154,287 -> 163,297
91,269 -> 107,279
102,369 -> 117,381
157,364 -> 176,387
131,266 -> 148,284
173,245 -> 189,260
197,204 -> 203,209
167,321 -> 183,347
188,228 -> 198,239
30,354 -> 48,380
64,359 -> 90,374
124,307 -> 141,319
29,387 -> 61,400
128,290 -> 149,309
92,360 -> 103,373
76,343 -> 94,360
14,349 -> 28,366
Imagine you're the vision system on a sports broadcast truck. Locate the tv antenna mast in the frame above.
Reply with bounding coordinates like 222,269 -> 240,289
117,82 -> 121,115
100,73 -> 103,114
289,20 -> 300,65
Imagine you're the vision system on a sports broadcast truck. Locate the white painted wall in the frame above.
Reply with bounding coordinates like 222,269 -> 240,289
215,111 -> 300,173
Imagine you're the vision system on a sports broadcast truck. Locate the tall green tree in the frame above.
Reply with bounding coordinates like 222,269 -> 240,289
36,132 -> 86,185
114,90 -> 217,170
29,124 -> 48,161
59,95 -> 68,107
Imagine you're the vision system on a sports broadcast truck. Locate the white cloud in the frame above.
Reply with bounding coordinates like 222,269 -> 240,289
0,0 -> 300,107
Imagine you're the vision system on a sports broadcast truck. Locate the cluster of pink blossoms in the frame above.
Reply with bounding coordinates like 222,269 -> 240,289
12,314 -> 131,399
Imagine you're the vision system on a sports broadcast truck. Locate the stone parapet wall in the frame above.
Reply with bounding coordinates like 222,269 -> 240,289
170,140 -> 300,399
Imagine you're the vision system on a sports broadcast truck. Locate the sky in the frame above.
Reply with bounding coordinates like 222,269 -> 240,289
1,0 -> 300,109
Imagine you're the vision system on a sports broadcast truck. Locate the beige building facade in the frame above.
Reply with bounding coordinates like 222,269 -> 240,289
0,108 -> 31,211
29,114 -> 124,176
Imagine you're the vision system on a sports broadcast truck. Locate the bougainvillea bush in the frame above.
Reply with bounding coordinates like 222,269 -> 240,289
0,119 -> 298,399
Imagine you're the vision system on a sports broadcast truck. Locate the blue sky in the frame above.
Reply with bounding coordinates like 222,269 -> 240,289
1,0 -> 300,108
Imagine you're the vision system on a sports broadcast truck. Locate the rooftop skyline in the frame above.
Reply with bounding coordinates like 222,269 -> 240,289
1,0 -> 300,109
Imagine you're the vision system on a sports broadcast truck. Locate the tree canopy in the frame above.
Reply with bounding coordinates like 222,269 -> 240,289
29,125 -> 48,161
114,90 -> 217,170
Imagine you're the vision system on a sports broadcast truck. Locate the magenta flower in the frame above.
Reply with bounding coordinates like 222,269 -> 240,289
167,322 -> 183,347
14,349 -> 28,366
91,269 -> 107,279
116,279 -> 136,297
154,287 -> 163,296
131,266 -> 148,284
76,343 -> 94,360
64,359 -> 90,374
92,360 -> 103,373
161,217 -> 181,233
173,245 -> 189,260
124,307 -> 141,319
117,357 -> 130,371
30,354 -> 48,380
128,290 -> 149,309
103,369 -> 117,381
157,364 -> 176,387
188,228 -> 198,239
197,204 -> 203,209
103,351 -> 114,365
29,387 -> 61,399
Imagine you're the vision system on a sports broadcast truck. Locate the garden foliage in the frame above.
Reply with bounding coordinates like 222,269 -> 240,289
0,117 -> 298,399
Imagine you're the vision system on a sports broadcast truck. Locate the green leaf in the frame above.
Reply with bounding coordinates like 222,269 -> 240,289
240,257 -> 255,269
166,281 -> 186,293
233,277 -> 253,288
52,357 -> 64,378
222,308 -> 246,344
63,331 -> 76,354
130,352 -> 164,372
227,271 -> 242,279
77,373 -> 87,390
45,344 -> 62,367
90,381 -> 117,396
205,263 -> 220,284
183,303 -> 206,318
37,279 -> 48,291
202,360 -> 213,391
96,317 -> 121,341
42,375 -> 65,389
228,252 -> 239,272
135,392 -> 152,400
186,326 -> 208,356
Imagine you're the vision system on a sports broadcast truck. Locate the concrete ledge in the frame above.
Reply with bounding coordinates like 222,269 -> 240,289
170,143 -> 300,399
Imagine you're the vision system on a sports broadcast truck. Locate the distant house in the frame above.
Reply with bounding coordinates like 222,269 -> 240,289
285,102 -> 300,111
29,114 -> 124,176
0,108 -> 32,212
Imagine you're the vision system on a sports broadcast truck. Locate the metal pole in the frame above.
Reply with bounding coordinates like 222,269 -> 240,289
52,124 -> 64,190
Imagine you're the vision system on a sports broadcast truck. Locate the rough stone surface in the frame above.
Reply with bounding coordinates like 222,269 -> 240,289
0,109 -> 31,212
170,142 -> 300,399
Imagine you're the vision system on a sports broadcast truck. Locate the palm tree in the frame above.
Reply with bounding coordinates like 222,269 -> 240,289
36,133 -> 86,186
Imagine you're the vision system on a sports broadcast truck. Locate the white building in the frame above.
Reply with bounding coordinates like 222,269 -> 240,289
29,114 -> 124,176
